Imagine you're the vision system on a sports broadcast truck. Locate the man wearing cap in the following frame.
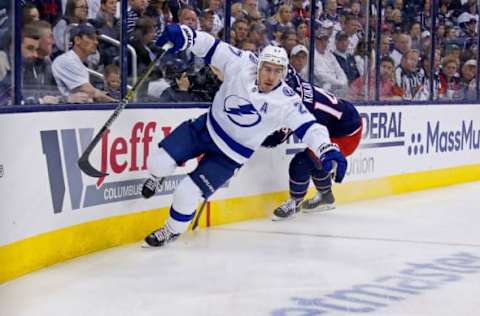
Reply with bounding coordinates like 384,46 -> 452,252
332,31 -> 360,83
313,28 -> 348,97
199,9 -> 215,35
289,44 -> 308,78
52,23 -> 115,102
461,59 -> 477,99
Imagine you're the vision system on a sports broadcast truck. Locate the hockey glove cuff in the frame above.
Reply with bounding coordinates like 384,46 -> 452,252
155,24 -> 196,53
316,143 -> 347,183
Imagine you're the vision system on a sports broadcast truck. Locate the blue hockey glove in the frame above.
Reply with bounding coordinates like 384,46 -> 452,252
317,143 -> 347,183
261,128 -> 292,148
155,24 -> 196,53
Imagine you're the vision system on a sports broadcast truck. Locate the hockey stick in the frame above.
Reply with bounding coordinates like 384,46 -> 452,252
78,42 -> 173,178
192,199 -> 208,231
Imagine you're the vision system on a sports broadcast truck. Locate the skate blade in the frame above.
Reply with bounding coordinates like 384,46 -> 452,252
141,241 -> 155,248
271,211 -> 300,222
302,204 -> 335,213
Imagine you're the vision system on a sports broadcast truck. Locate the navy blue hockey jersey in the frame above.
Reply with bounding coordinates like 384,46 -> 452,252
285,66 -> 361,138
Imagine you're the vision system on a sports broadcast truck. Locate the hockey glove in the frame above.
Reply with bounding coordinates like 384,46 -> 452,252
317,143 -> 347,183
261,128 -> 292,148
155,24 -> 196,53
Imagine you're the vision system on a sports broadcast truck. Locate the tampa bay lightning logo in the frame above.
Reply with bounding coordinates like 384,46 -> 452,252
224,95 -> 262,127
283,86 -> 295,96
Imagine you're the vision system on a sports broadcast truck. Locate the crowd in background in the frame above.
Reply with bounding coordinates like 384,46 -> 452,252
0,0 -> 478,106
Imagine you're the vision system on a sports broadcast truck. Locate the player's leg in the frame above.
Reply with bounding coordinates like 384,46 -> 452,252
144,152 -> 241,247
302,167 -> 335,212
142,115 -> 206,198
303,125 -> 363,211
272,150 -> 315,221
144,176 -> 202,246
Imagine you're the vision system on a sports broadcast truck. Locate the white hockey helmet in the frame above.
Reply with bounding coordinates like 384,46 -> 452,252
258,45 -> 289,78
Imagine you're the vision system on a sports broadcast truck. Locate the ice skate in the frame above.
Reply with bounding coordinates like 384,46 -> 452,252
302,190 -> 335,212
141,175 -> 163,199
143,225 -> 180,248
272,199 -> 301,221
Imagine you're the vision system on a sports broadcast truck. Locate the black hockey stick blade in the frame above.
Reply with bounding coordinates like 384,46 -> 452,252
77,42 -> 173,178
192,200 -> 208,231
78,151 -> 108,178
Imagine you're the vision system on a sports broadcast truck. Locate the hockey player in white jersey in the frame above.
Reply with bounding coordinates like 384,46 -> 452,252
141,24 -> 348,247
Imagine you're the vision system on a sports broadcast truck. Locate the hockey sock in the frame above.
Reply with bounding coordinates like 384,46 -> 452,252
311,168 -> 332,193
288,151 -> 313,202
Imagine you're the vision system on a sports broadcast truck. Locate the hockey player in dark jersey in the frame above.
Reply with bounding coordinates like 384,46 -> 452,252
262,65 -> 363,220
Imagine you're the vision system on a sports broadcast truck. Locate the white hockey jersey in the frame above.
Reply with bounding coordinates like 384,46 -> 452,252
190,31 -> 332,164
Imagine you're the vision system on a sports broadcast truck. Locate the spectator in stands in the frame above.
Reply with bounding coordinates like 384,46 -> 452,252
22,3 -> 40,26
289,44 -> 308,79
52,23 -> 114,102
240,39 -> 257,53
418,49 -> 443,100
280,30 -> 298,56
199,9 -> 216,36
266,5 -> 295,41
145,0 -> 173,37
242,0 -> 262,24
87,0 -> 101,20
295,21 -> 309,47
230,2 -> 245,25
53,0 -> 90,54
460,59 -> 477,100
320,0 -> 341,31
178,6 -> 198,29
129,17 -> 160,75
312,28 -> 348,96
352,39 -> 369,76
22,22 -> 91,104
390,33 -> 411,66
348,56 -> 402,101
23,0 -> 63,25
248,23 -> 269,52
232,18 -> 249,47
444,43 -> 462,61
90,0 -> 119,66
380,35 -> 392,59
91,0 -> 119,38
332,31 -> 360,84
292,0 -> 308,21
440,57 -> 462,100
104,63 -> 120,99
395,49 -> 423,100
158,59 -> 205,102
204,0 -> 224,37
127,0 -> 149,35
458,13 -> 477,49
342,14 -> 362,54
409,22 -> 422,50
25,21 -> 57,92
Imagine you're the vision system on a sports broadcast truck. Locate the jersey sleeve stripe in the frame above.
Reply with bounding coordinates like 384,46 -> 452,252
294,120 -> 317,140
208,110 -> 254,159
204,39 -> 221,64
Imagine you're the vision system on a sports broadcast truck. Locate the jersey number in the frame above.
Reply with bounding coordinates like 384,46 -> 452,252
314,86 -> 338,104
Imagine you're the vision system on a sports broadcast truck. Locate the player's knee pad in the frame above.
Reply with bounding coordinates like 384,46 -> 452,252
147,147 -> 177,177
289,151 -> 314,181
172,176 -> 203,215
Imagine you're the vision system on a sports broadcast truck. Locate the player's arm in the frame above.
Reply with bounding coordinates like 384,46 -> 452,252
154,24 -> 245,76
284,98 -> 347,183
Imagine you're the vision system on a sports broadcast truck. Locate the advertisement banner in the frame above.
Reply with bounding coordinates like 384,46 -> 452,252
1,105 -> 479,246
